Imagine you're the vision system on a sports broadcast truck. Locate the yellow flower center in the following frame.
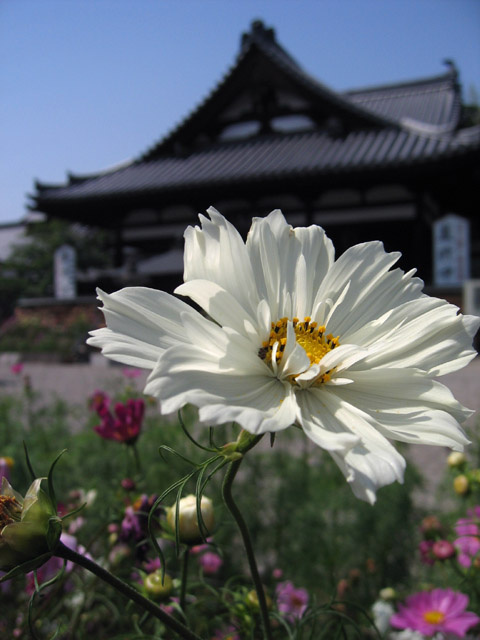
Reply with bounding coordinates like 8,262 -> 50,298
259,317 -> 339,383
423,610 -> 445,625
0,495 -> 22,528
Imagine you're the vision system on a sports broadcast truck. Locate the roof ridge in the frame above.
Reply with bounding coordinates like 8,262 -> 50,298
345,66 -> 458,97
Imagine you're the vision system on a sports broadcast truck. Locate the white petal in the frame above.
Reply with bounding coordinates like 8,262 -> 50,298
175,279 -> 259,341
295,388 -> 360,452
183,208 -> 258,317
331,368 -> 471,449
145,343 -> 294,434
314,241 -> 403,332
318,390 -> 406,504
359,299 -> 479,375
87,287 -> 195,367
278,321 -> 310,379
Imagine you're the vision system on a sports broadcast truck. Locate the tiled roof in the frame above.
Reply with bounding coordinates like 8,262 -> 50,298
32,22 -> 479,209
345,70 -> 461,131
34,125 -> 480,203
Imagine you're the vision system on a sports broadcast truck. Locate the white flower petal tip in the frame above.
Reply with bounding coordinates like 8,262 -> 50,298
86,207 -> 479,503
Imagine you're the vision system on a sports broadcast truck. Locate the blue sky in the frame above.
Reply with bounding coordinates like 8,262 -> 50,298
1,0 -> 479,224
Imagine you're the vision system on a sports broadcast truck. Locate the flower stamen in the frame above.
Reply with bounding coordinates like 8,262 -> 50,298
423,610 -> 445,625
0,494 -> 22,526
259,317 -> 339,382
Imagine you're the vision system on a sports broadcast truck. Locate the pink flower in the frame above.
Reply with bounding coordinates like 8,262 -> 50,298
432,539 -> 456,560
419,539 -> 435,565
276,580 -> 309,621
390,588 -> 480,637
94,398 -> 145,444
455,535 -> 480,568
122,367 -> 143,379
198,551 -> 223,575
10,363 -> 24,375
211,626 -> 239,640
454,508 -> 480,568
272,568 -> 283,580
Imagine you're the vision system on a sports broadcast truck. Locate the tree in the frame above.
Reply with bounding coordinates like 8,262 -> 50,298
0,218 -> 112,321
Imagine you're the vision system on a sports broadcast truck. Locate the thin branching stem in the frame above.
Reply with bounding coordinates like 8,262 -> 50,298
54,541 -> 202,640
180,547 -> 190,613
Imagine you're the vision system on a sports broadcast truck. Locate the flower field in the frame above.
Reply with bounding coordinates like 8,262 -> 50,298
1,209 -> 480,639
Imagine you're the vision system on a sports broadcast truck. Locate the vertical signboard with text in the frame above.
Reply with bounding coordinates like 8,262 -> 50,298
433,214 -> 470,287
54,244 -> 77,299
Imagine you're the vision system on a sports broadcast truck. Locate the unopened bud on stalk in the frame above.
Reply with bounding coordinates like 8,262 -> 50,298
166,495 -> 214,545
144,571 -> 173,601
454,474 -> 469,495
0,477 -> 59,573
447,452 -> 466,468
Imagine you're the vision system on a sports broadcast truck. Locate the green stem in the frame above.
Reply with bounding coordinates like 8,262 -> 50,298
54,541 -> 201,640
180,547 -> 190,612
131,441 -> 142,475
221,433 -> 272,640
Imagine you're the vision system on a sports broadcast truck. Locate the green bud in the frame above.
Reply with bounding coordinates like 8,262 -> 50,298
0,477 -> 58,572
144,571 -> 173,601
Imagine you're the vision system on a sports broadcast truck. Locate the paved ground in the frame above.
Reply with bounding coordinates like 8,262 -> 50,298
0,353 -> 479,508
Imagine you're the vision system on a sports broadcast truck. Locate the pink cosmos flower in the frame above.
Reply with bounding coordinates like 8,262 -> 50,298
199,551 -> 223,575
432,539 -> 456,560
390,588 -> 480,637
276,580 -> 309,621
122,367 -> 143,379
10,363 -> 24,375
419,539 -> 435,565
454,507 -> 480,568
211,626 -> 239,640
94,398 -> 145,444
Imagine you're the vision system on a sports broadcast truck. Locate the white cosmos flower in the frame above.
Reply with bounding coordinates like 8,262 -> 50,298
88,208 -> 480,504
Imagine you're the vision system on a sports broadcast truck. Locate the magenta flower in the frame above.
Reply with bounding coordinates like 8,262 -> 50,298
390,588 -> 480,637
432,539 -> 456,560
198,551 -> 223,575
94,398 -> 145,444
454,507 -> 480,568
122,367 -> 143,379
10,363 -> 24,375
419,539 -> 435,565
276,580 -> 309,621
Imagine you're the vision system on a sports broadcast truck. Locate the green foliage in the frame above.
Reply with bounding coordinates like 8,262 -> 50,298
0,218 -> 112,319
0,314 -> 91,359
0,381 -> 475,638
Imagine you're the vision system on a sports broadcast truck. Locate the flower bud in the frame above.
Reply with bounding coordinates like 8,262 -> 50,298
420,515 -> 442,537
454,474 -> 469,495
0,477 -> 59,572
166,495 -> 214,544
447,452 -> 466,468
144,571 -> 173,601
379,587 -> 397,601
246,588 -> 273,610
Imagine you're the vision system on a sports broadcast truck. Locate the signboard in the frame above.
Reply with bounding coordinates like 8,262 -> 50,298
433,214 -> 470,287
54,244 -> 77,299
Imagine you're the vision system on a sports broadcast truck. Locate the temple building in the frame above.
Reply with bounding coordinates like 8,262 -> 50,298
30,20 -> 480,302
